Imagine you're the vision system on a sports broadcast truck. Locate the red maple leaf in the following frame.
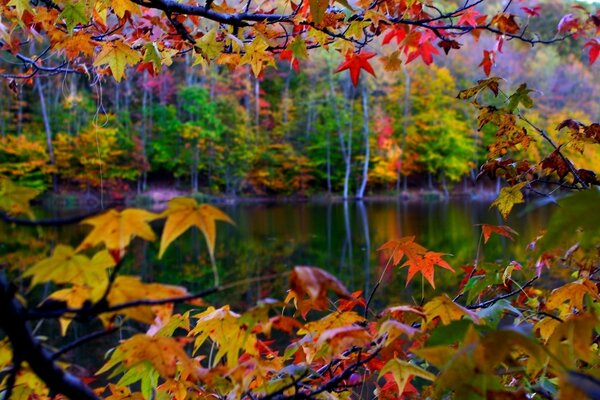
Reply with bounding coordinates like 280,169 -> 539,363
382,26 -> 406,45
278,49 -> 300,71
583,39 -> 600,65
458,8 -> 483,28
557,13 -> 579,34
335,51 -> 376,86
479,50 -> 495,76
521,6 -> 541,17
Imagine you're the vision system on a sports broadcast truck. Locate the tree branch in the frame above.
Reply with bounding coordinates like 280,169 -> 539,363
0,272 -> 99,400
466,276 -> 538,309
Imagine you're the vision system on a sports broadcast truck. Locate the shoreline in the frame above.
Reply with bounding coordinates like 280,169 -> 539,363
38,186 -> 502,209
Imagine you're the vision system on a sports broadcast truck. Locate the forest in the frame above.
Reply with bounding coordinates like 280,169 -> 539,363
0,0 -> 599,399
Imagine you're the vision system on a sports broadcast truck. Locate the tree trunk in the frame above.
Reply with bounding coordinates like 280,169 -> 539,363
36,79 -> 57,192
397,64 -> 411,194
357,85 -> 370,199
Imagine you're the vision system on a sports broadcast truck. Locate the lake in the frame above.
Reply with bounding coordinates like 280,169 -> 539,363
1,197 -> 555,311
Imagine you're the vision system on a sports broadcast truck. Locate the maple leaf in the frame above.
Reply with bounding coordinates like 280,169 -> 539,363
479,50 -> 495,76
379,237 -> 453,288
379,359 -> 435,395
403,251 -> 454,289
94,42 -> 142,82
112,0 -> 141,18
308,0 -> 328,25
478,224 -> 518,244
521,6 -> 541,17
491,13 -> 520,34
189,305 -> 257,368
158,197 -> 234,260
335,51 -> 376,87
382,27 -> 406,45
583,39 -> 600,65
59,1 -> 88,33
47,285 -> 94,334
457,8 -> 483,28
557,13 -> 580,34
423,294 -> 481,326
77,208 -> 159,253
316,326 -> 371,355
490,182 -> 526,220
103,276 -> 191,325
55,31 -> 97,58
287,266 -> 351,317
240,37 -> 275,77
548,314 -> 598,364
97,334 -> 199,380
196,28 -> 224,60
23,245 -> 115,288
438,39 -> 461,55
546,280 -> 599,311
0,177 -> 40,216
298,310 -> 364,336
540,148 -> 570,180
378,236 -> 426,266
7,0 -> 32,19
380,50 -> 402,72
457,77 -> 501,99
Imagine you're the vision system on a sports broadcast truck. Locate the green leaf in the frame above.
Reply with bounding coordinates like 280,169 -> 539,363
60,1 -> 88,32
94,42 -> 142,82
507,83 -> 534,111
426,320 -> 474,346
538,190 -> 600,251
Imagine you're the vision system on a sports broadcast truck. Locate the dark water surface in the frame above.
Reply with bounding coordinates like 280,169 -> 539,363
0,198 -> 555,371
1,198 -> 554,306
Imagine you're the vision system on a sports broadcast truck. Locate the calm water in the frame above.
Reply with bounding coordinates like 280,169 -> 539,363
1,198 -> 555,308
0,198 -> 556,371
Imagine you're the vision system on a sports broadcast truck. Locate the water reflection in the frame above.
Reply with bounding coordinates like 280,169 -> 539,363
0,199 -> 553,309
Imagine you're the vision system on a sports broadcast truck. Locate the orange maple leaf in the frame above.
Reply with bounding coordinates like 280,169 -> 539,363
478,224 -> 518,243
402,251 -> 454,289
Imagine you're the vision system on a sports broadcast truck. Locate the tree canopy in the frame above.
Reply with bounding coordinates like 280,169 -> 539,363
0,0 -> 599,399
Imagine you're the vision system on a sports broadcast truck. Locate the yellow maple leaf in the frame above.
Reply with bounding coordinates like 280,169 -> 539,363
490,182 -> 527,220
103,276 -> 190,325
423,294 -> 481,326
77,208 -> 159,252
93,41 -> 141,81
0,177 -> 40,216
7,0 -> 33,18
240,38 -> 275,77
189,305 -> 257,368
546,279 -> 599,312
111,0 -> 140,18
379,359 -> 435,395
158,197 -> 234,260
196,28 -> 224,60
47,285 -> 95,334
97,334 -> 199,380
23,245 -> 115,288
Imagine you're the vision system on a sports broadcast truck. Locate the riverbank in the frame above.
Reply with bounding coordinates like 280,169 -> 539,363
37,185 -> 502,210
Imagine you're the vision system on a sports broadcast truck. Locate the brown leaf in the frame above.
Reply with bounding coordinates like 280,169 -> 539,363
288,266 -> 351,316
541,148 -> 570,180
491,13 -> 520,34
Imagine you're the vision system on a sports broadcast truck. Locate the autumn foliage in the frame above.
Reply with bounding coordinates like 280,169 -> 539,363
0,0 -> 599,399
